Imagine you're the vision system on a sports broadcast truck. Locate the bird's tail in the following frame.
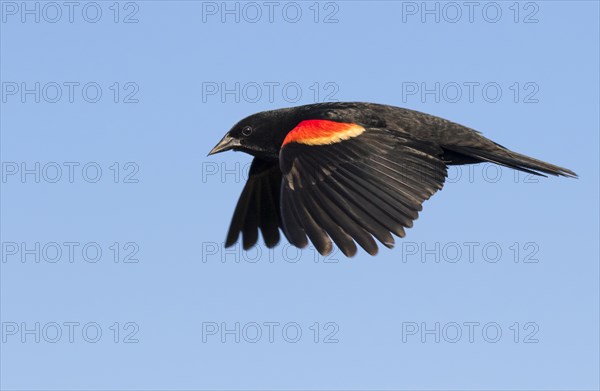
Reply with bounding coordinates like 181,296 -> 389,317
446,145 -> 577,178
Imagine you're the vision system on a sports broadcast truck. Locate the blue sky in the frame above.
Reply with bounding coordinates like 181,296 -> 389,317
1,1 -> 599,390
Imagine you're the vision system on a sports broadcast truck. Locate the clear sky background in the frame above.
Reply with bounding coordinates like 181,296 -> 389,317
1,1 -> 598,390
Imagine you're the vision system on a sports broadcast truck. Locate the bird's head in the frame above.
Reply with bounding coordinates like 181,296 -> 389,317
208,110 -> 291,159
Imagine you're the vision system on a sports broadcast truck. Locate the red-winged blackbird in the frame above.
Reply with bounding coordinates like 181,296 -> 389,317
208,102 -> 576,257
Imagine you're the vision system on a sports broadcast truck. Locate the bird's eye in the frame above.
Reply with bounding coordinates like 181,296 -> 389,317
242,126 -> 253,136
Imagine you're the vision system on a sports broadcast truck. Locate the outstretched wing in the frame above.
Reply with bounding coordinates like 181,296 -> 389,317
225,158 -> 282,249
279,120 -> 448,257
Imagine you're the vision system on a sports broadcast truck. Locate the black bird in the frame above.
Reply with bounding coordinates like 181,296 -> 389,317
208,102 -> 576,257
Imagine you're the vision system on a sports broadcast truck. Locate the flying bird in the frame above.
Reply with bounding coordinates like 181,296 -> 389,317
208,102 -> 576,257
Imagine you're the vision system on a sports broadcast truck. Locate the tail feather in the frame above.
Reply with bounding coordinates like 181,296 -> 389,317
447,145 -> 577,178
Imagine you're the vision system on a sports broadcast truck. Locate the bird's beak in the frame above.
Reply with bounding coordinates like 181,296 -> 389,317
208,134 -> 241,156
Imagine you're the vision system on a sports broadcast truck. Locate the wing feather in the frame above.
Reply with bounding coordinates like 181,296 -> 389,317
279,127 -> 447,256
225,158 -> 283,249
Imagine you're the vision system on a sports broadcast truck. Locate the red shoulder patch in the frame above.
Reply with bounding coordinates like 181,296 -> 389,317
282,120 -> 366,147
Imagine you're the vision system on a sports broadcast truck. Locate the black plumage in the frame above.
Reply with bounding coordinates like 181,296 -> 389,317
208,102 -> 577,257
